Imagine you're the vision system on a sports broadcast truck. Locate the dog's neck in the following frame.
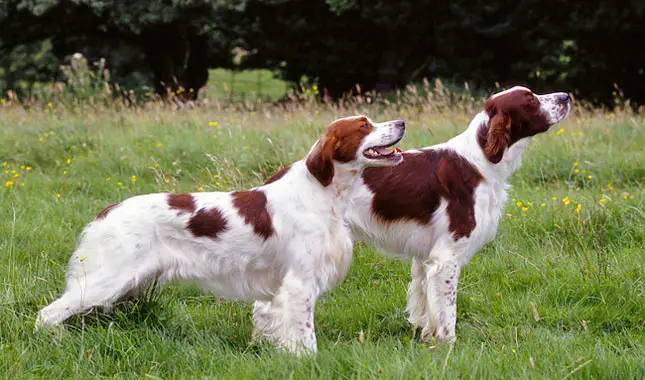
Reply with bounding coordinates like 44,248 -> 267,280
328,163 -> 363,203
450,111 -> 530,181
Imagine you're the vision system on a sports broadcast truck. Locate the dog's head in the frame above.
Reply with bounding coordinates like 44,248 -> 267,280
479,86 -> 571,163
306,115 -> 405,187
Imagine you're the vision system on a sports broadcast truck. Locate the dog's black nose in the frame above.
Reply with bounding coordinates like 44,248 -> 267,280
558,93 -> 570,103
393,120 -> 405,129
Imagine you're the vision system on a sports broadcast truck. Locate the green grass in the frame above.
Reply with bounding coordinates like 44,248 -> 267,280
0,99 -> 643,379
203,69 -> 290,102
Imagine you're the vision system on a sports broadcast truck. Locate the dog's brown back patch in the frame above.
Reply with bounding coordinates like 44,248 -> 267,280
167,193 -> 196,214
96,203 -> 121,220
265,165 -> 291,185
362,149 -> 483,240
232,190 -> 275,240
187,207 -> 229,239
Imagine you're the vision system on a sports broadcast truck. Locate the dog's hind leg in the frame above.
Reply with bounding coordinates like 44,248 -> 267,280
36,231 -> 160,328
407,257 -> 429,334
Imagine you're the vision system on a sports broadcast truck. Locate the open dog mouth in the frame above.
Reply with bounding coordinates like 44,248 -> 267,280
363,144 -> 403,160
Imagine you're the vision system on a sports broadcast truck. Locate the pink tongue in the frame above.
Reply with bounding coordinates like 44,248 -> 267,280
374,147 -> 394,155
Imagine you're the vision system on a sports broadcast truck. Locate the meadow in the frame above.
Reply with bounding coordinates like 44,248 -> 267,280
0,86 -> 643,379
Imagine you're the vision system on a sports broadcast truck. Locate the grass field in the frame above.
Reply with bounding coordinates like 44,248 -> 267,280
203,69 -> 290,102
1,94 -> 643,379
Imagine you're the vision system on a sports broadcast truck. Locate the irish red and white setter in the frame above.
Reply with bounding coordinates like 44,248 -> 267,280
36,115 -> 405,355
346,86 -> 571,344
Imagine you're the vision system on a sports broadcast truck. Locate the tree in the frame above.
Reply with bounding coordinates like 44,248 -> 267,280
238,0 -> 645,105
0,0 -> 245,99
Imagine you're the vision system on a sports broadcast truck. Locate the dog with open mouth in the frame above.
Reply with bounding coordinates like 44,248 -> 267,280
36,115 -> 405,355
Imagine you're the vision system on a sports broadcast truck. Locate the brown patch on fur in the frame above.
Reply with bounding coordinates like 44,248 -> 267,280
477,88 -> 551,163
187,207 -> 228,239
167,193 -> 196,214
265,165 -> 291,184
96,203 -> 120,220
362,149 -> 483,240
231,190 -> 274,240
306,116 -> 373,186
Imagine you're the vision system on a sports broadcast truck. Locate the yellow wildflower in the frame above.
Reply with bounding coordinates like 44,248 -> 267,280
3,170 -> 7,174
106,177 -> 111,181
608,182 -> 614,191
527,202 -> 533,207
573,162 -> 579,167
540,203 -> 546,207
587,175 -> 593,180
66,158 -> 71,164
506,213 -> 513,218
1,162 -> 6,167
516,201 -> 523,207
208,121 -> 218,127
156,142 -> 163,148
4,181 -> 14,188
164,179 -> 170,184
63,170 -> 68,175
599,198 -> 607,204
556,128 -> 565,135
623,195 -> 629,200
575,204 -> 581,213
47,102 -> 52,108
131,175 -> 137,183
26,166 -> 32,171
56,193 -> 61,198
573,132 -> 580,137
522,207 -> 529,212
154,163 -> 159,168
39,138 -> 44,142
197,186 -> 205,192
574,169 -> 580,173
552,197 -> 558,201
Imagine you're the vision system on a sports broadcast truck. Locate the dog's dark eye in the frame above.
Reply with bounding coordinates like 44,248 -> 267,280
528,95 -> 536,104
360,123 -> 371,130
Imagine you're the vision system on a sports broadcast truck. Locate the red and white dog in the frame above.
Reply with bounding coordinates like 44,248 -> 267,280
345,86 -> 571,343
36,115 -> 405,355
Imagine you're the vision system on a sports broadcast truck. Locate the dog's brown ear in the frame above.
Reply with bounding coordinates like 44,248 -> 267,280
484,100 -> 511,164
306,135 -> 336,186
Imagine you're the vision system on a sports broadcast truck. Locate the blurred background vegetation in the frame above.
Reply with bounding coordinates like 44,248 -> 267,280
0,0 -> 643,106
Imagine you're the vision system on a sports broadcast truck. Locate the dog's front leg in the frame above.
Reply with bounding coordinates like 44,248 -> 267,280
419,257 -> 460,344
256,270 -> 319,355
